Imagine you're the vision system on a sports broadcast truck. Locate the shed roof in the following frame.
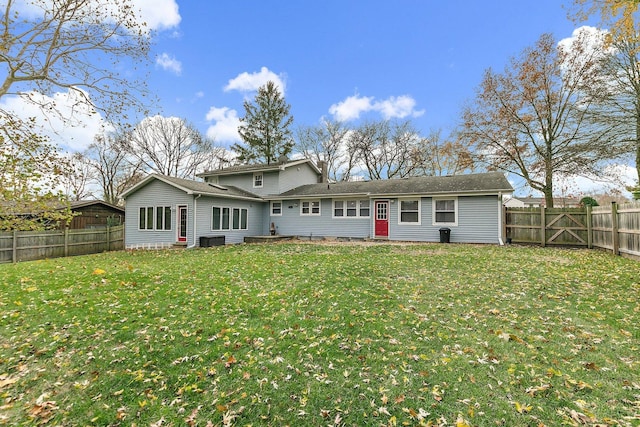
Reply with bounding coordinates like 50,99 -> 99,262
276,172 -> 513,199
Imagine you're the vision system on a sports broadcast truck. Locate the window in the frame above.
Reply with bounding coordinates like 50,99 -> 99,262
360,200 -> 370,217
334,200 -> 344,217
212,207 -> 221,230
253,173 -> 263,188
139,206 -> 171,230
232,208 -> 241,229
399,199 -> 420,224
155,206 -> 172,230
212,206 -> 248,230
222,207 -> 230,230
333,199 -> 370,218
433,198 -> 457,225
301,200 -> 320,216
271,201 -> 282,216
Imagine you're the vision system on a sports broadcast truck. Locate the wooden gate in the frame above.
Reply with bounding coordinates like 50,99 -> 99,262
505,207 -> 589,247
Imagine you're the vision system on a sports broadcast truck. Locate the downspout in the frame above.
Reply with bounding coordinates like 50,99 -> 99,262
497,192 -> 504,246
187,194 -> 202,249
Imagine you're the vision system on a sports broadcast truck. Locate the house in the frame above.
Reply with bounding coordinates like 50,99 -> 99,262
122,159 -> 513,248
504,196 -> 580,208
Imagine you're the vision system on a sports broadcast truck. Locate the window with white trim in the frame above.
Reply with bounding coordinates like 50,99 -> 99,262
433,198 -> 457,225
399,199 -> 420,224
271,201 -> 282,216
253,173 -> 263,188
333,199 -> 370,218
212,206 -> 248,230
301,200 -> 320,216
139,206 -> 171,230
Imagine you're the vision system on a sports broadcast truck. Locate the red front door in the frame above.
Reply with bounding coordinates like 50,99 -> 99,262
177,206 -> 187,242
375,201 -> 389,238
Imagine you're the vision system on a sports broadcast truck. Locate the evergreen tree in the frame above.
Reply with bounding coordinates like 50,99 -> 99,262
233,81 -> 294,164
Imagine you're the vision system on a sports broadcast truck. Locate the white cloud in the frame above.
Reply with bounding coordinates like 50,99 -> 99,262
133,0 -> 181,31
329,94 -> 425,122
205,106 -> 242,145
376,95 -> 425,120
7,0 -> 181,32
224,67 -> 286,95
329,95 -> 375,122
0,90 -> 111,152
156,53 -> 182,75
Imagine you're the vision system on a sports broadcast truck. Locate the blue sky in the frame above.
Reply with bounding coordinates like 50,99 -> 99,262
151,1 -> 578,146
3,0 -> 636,195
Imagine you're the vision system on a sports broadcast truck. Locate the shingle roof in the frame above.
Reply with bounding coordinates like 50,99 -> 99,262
122,174 -> 262,200
197,158 -> 320,177
277,172 -> 513,198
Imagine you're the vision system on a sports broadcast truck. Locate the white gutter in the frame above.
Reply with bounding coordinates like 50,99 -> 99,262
498,192 -> 504,246
187,194 -> 202,249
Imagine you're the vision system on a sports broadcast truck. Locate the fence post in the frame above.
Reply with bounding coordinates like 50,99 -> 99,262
586,205 -> 592,249
106,226 -> 110,252
64,228 -> 69,257
12,230 -> 17,263
540,206 -> 546,247
611,202 -> 619,256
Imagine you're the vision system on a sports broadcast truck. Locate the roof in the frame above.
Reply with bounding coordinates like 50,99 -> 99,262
196,158 -> 321,178
69,200 -> 124,213
122,174 -> 263,201
276,172 -> 513,199
0,199 -> 124,215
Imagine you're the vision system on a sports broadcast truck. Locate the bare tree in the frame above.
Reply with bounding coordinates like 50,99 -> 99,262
125,115 -> 216,179
409,129 -> 474,177
61,152 -> 96,201
1,0 -> 152,123
584,35 -> 640,185
296,119 -> 353,181
459,32 -> 620,207
349,120 -> 421,180
87,129 -> 143,206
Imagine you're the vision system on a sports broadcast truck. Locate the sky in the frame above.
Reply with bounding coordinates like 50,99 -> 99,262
2,0 -> 638,196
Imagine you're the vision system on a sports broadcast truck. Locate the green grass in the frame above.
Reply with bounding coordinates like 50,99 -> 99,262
0,243 -> 639,426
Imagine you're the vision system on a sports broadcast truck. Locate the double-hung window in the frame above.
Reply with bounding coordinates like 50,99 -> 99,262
433,198 -> 457,225
399,199 -> 421,224
333,199 -> 370,218
271,201 -> 282,216
253,173 -> 263,188
301,200 -> 320,216
139,206 -> 171,230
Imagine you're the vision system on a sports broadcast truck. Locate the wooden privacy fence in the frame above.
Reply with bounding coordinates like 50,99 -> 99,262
505,202 -> 640,258
0,225 -> 124,264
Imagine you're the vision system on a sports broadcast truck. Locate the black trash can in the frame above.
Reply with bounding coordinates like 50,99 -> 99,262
200,235 -> 225,247
439,227 -> 451,243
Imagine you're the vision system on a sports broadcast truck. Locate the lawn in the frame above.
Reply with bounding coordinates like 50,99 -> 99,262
0,243 -> 639,426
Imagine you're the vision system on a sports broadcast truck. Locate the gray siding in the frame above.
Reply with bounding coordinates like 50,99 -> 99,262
216,171 -> 280,197
271,196 -> 501,243
125,180 -> 194,248
195,198 -> 267,244
388,196 -> 500,243
270,199 -> 371,238
278,163 -> 320,193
